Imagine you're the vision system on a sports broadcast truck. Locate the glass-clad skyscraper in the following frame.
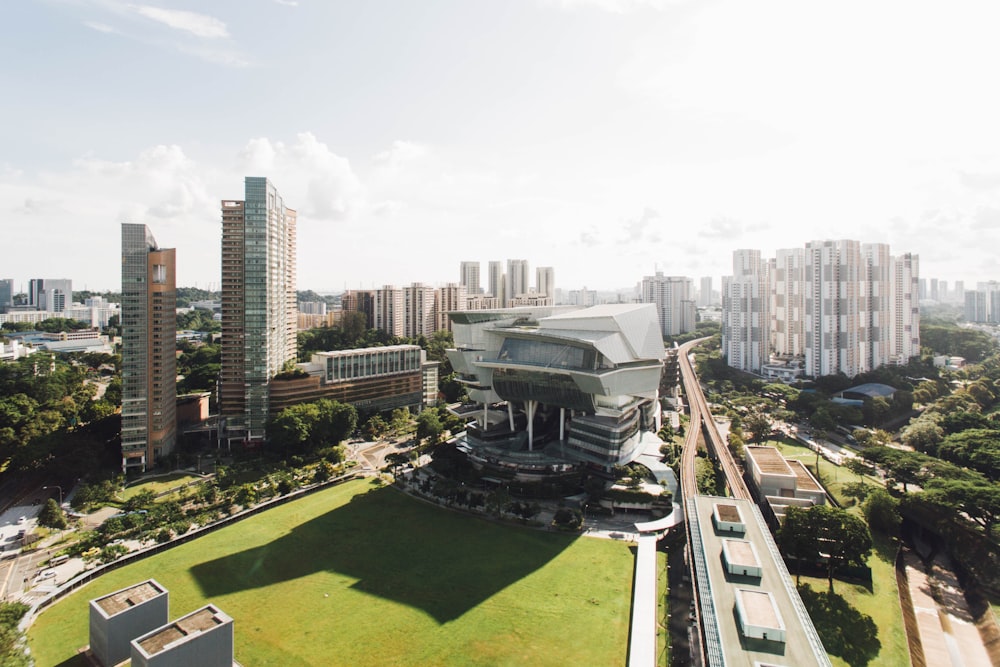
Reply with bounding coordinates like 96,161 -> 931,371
220,177 -> 297,444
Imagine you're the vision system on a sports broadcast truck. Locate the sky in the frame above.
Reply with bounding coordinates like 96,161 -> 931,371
3,0 -> 1000,294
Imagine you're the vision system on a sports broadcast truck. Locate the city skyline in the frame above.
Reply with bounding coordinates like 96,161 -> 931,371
4,2 -> 1000,291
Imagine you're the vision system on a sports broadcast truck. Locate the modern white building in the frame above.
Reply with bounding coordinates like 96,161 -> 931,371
536,266 -> 555,301
770,248 -> 806,358
639,272 -> 696,337
435,283 -> 467,332
459,261 -> 482,295
487,260 -> 504,304
447,303 -> 664,475
29,278 -> 72,313
699,276 -> 713,307
889,253 -> 920,363
721,250 -> 769,374
721,240 -> 918,377
506,259 -> 530,303
403,282 -> 436,338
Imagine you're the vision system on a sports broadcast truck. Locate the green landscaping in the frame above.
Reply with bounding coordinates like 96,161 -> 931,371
120,473 -> 203,500
796,533 -> 909,667
28,479 -> 635,667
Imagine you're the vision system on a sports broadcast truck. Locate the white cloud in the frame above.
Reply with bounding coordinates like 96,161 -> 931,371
274,0 -> 299,6
543,0 -> 677,12
83,21 -> 118,34
238,133 -> 363,220
132,5 -> 230,39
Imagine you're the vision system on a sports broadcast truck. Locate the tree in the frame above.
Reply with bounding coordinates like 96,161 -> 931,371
811,505 -> 872,592
922,478 -> 1000,536
845,457 -> 874,482
863,488 -> 901,536
415,409 -> 444,445
900,418 -> 944,452
37,498 -> 67,529
743,410 -> 772,445
312,399 -> 357,448
267,402 -> 320,451
363,415 -> 389,439
778,506 -> 820,585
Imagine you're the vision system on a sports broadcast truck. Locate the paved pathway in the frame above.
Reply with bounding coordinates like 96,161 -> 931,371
628,533 -> 658,667
904,550 -> 992,666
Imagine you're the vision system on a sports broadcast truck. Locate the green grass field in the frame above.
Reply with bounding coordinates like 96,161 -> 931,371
120,473 -> 203,500
29,479 -> 635,666
796,533 -> 909,667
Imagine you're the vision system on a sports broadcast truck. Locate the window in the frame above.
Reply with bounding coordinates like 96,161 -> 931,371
152,264 -> 168,284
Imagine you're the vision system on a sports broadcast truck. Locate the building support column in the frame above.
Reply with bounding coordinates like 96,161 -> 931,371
483,402 -> 488,428
508,402 -> 515,431
526,400 -> 537,451
560,407 -> 566,441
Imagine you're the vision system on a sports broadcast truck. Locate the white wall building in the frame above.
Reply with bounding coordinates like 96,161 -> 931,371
640,272 -> 695,337
722,250 -> 769,373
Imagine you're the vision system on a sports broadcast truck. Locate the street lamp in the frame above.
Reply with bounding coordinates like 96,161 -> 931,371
42,485 -> 63,506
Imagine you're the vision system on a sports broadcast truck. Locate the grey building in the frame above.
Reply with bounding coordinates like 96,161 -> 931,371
131,605 -> 234,667
89,579 -> 169,667
29,278 -> 72,313
0,279 -> 12,313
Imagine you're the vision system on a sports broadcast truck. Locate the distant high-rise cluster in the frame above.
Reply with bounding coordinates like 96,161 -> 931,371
965,281 -> 1000,323
346,260 -> 556,337
219,177 -> 297,444
639,272 -> 696,337
29,278 -> 72,313
721,240 -> 920,379
121,223 -> 176,472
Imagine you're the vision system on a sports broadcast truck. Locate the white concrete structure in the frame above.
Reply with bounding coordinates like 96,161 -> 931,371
771,248 -> 805,358
448,303 -> 665,472
403,282 -> 436,337
639,272 -> 695,337
131,605 -> 233,667
459,260 -> 481,295
889,252 -> 920,363
536,266 -> 555,301
722,250 -> 770,373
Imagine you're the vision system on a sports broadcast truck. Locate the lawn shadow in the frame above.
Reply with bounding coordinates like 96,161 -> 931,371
798,583 -> 881,667
190,485 -> 578,624
51,654 -> 90,667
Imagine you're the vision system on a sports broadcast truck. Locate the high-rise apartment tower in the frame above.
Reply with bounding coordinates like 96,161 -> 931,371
220,177 -> 297,443
121,224 -> 176,471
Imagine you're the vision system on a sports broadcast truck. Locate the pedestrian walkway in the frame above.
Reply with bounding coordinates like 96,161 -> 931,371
628,532 -> 658,667
904,550 -> 992,666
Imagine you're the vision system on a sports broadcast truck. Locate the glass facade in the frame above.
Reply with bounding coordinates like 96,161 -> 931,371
492,368 -> 595,412
220,177 -> 297,440
497,337 -> 595,370
322,346 -> 422,383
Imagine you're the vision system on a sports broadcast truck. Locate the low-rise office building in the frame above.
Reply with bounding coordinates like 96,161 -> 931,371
744,445 -> 826,526
269,344 -> 433,416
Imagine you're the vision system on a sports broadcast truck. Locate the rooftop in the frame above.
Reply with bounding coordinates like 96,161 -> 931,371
841,382 -> 897,399
736,588 -> 784,631
689,496 -> 831,666
745,446 -> 794,476
723,539 -> 761,570
94,580 -> 165,616
136,606 -> 228,656
787,459 -> 822,492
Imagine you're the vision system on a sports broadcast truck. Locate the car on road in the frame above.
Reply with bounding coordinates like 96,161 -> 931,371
16,516 -> 25,525
38,569 -> 56,580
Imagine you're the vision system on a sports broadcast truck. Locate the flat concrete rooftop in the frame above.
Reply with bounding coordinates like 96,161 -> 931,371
746,446 -> 793,476
786,459 -> 822,492
689,495 -> 831,666
137,607 -> 225,656
94,580 -> 165,616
